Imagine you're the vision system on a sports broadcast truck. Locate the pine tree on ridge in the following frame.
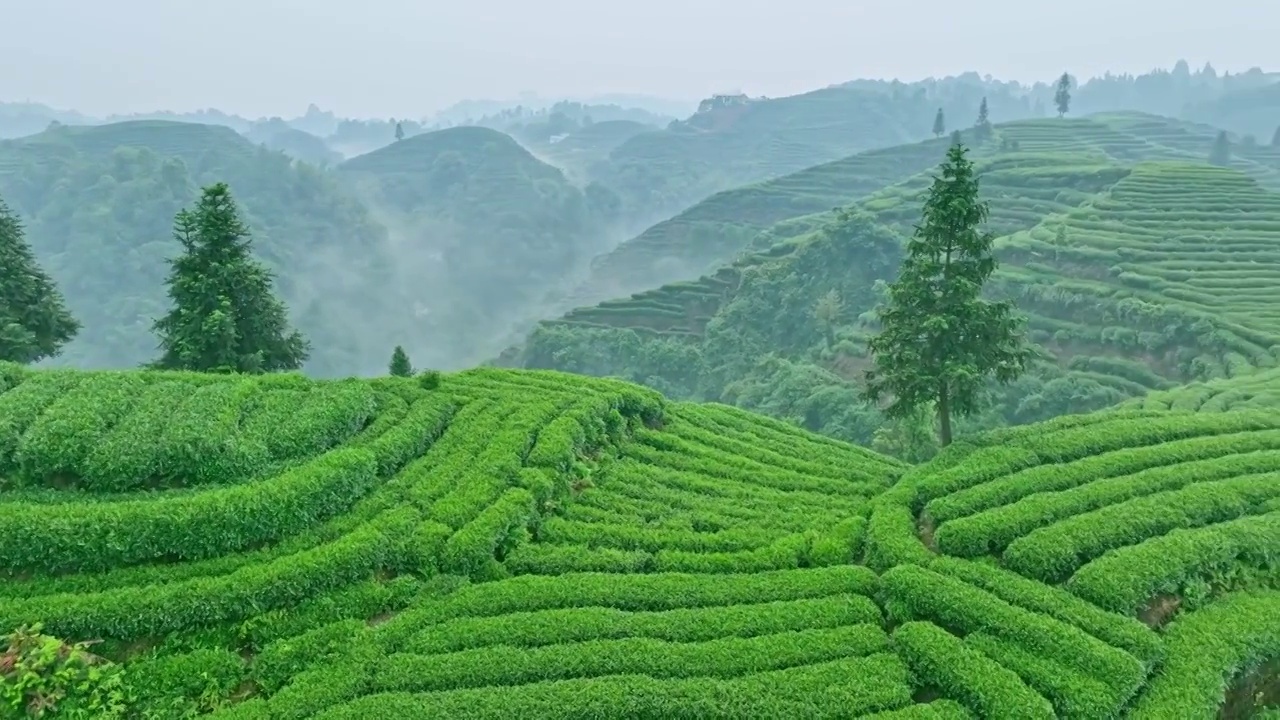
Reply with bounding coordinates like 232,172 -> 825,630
150,182 -> 310,374
1209,131 -> 1231,166
1054,73 -> 1072,117
974,97 -> 992,142
389,345 -> 413,376
863,143 -> 1032,446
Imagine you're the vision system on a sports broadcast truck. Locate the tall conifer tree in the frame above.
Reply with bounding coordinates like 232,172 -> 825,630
864,144 -> 1031,446
974,97 -> 992,142
151,183 -> 310,373
1054,73 -> 1072,117
0,197 -> 80,363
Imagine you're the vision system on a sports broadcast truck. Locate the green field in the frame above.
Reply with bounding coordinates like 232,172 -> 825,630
867,408 -> 1280,718
2,363 -> 1276,717
505,112 -> 1280,444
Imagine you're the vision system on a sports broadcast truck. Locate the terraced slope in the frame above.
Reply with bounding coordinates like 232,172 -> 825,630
0,364 -> 906,717
505,113 -> 1280,445
591,86 -> 933,220
866,408 -> 1280,718
553,111 -> 1280,323
995,161 -> 1280,378
1124,366 -> 1280,413
6,365 -> 1278,717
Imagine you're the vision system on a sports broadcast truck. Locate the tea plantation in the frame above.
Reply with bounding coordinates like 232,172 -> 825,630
2,362 -> 1276,717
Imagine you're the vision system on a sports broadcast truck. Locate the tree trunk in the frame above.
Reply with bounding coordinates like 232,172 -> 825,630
937,382 -> 953,447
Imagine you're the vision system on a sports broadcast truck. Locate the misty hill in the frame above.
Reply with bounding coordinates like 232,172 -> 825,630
554,135 -> 959,311
516,119 -> 658,181
587,85 -> 949,222
504,111 -> 1280,449
336,126 -> 623,368
0,120 -> 406,376
243,119 -> 342,166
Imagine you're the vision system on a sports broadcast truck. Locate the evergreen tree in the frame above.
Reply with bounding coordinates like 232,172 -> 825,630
1054,73 -> 1072,117
950,129 -> 963,147
974,97 -> 992,142
151,183 -> 310,373
863,144 -> 1031,446
1272,125 -> 1280,147
0,197 -> 80,363
1209,131 -> 1231,166
394,121 -> 405,141
389,345 -> 413,376
932,108 -> 946,138
812,290 -> 842,348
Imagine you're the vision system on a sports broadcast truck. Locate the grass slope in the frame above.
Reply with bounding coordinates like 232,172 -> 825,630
505,112 -> 1280,444
3,365 -> 1276,717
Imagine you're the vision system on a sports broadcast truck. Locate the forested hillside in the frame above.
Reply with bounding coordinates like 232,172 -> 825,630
506,112 -> 1280,453
0,121 -> 402,377
335,126 -> 624,368
0,122 -> 626,375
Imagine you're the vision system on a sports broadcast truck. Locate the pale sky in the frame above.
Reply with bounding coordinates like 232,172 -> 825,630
3,0 -> 1273,119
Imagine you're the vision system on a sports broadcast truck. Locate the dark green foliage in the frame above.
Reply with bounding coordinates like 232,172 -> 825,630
150,183 -> 310,373
389,346 -> 413,377
418,370 -> 442,390
932,108 -> 946,138
1209,130 -> 1231,166
1055,73 -> 1072,117
0,122 -> 395,376
0,198 -> 79,364
975,97 -> 993,143
864,144 -> 1031,445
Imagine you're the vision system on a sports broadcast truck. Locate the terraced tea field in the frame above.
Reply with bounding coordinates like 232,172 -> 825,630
563,136 -> 953,311
867,407 -> 1280,718
3,363 -> 1277,717
997,160 -> 1280,382
505,113 -> 1280,439
1126,366 -> 1280,413
555,111 -> 1280,326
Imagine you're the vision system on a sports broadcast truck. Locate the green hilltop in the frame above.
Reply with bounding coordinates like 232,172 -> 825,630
505,112 -> 1280,448
335,125 -> 623,369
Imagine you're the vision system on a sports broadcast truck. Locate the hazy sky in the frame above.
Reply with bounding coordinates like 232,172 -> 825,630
4,0 -> 1274,119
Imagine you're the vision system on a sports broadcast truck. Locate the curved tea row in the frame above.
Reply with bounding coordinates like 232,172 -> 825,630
3,363 -> 1278,717
867,408 -> 1280,718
